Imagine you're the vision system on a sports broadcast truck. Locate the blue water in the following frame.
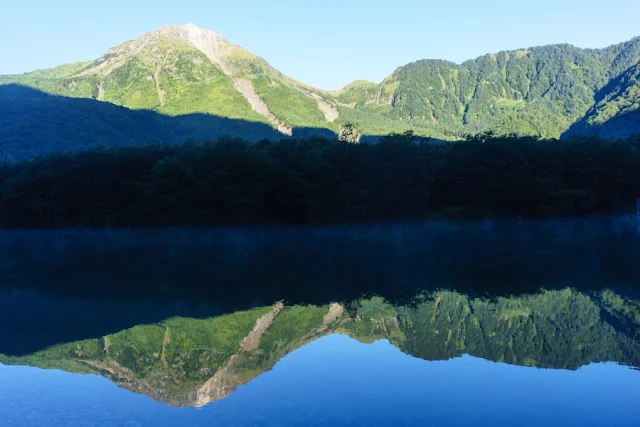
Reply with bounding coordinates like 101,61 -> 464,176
2,334 -> 638,427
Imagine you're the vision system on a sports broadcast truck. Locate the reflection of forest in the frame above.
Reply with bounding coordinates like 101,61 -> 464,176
2,289 -> 638,407
2,217 -> 640,307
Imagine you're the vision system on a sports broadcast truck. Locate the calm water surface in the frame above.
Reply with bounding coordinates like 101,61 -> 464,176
0,217 -> 639,426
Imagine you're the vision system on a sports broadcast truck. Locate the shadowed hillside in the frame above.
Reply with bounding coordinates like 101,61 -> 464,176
0,84 -> 336,160
564,63 -> 640,139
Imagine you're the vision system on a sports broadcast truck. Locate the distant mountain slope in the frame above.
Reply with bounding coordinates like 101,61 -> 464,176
337,38 -> 640,138
564,62 -> 640,138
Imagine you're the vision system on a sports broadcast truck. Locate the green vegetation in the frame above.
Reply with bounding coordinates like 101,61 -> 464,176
101,56 -> 161,109
1,289 -> 638,407
567,63 -> 640,139
157,59 -> 263,120
253,75 -> 332,129
232,305 -> 330,380
0,306 -> 273,406
257,305 -> 328,354
341,297 -> 404,344
333,80 -> 379,106
0,33 -> 265,123
0,63 -> 100,99
333,38 -> 640,138
2,27 -> 640,151
0,84 -> 285,160
2,133 -> 639,228
96,39 -> 266,121
336,105 -> 452,140
397,289 -> 639,369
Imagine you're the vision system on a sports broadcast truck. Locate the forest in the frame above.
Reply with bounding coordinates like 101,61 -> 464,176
1,132 -> 640,228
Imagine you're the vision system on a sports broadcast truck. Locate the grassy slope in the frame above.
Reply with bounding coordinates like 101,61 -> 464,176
0,62 -> 99,99
252,75 -> 331,129
229,52 -> 334,130
0,39 -> 267,124
101,39 -> 267,122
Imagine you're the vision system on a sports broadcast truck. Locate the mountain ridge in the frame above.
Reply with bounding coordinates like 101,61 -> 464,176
339,37 -> 640,137
1,24 -> 640,154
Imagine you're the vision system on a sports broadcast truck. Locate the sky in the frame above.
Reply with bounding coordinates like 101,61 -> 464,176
1,0 -> 640,90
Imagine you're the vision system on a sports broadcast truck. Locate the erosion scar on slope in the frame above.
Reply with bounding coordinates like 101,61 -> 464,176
322,303 -> 345,326
240,302 -> 285,351
194,302 -> 285,407
154,67 -> 166,107
287,81 -> 340,123
233,79 -> 293,136
317,99 -> 339,123
160,327 -> 171,368
97,83 -> 105,101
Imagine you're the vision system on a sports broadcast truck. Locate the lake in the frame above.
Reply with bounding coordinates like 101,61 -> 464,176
1,216 -> 639,426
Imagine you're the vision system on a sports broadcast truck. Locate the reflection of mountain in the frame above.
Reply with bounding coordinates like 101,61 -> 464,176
394,290 -> 640,369
0,302 -> 340,407
2,289 -> 638,407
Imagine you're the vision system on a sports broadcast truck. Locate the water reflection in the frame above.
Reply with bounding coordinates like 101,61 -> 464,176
1,289 -> 638,407
3,336 -> 639,427
0,216 -> 639,424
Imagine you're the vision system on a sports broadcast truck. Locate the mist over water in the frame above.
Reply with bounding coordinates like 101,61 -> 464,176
1,215 -> 639,306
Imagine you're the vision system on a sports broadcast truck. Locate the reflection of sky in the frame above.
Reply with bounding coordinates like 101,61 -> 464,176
1,334 -> 639,427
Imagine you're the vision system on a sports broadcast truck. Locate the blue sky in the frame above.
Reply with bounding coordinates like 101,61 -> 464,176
1,0 -> 639,90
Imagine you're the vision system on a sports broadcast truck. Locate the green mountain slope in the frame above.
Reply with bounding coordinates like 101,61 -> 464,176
0,24 -> 343,137
1,26 -> 640,155
337,38 -> 640,138
565,62 -> 640,138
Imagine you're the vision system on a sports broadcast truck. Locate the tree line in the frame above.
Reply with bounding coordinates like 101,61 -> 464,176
1,132 -> 639,228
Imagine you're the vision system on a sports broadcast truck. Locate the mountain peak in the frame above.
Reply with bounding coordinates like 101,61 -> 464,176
58,23 -> 333,135
154,23 -> 231,46
80,23 -> 244,80
182,23 -> 201,30
180,23 -> 213,34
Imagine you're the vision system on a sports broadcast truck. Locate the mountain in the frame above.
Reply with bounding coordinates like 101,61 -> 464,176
1,25 -> 640,160
1,290 -> 638,407
0,25 -> 344,132
337,38 -> 640,138
0,24 -> 346,160
564,62 -> 640,138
